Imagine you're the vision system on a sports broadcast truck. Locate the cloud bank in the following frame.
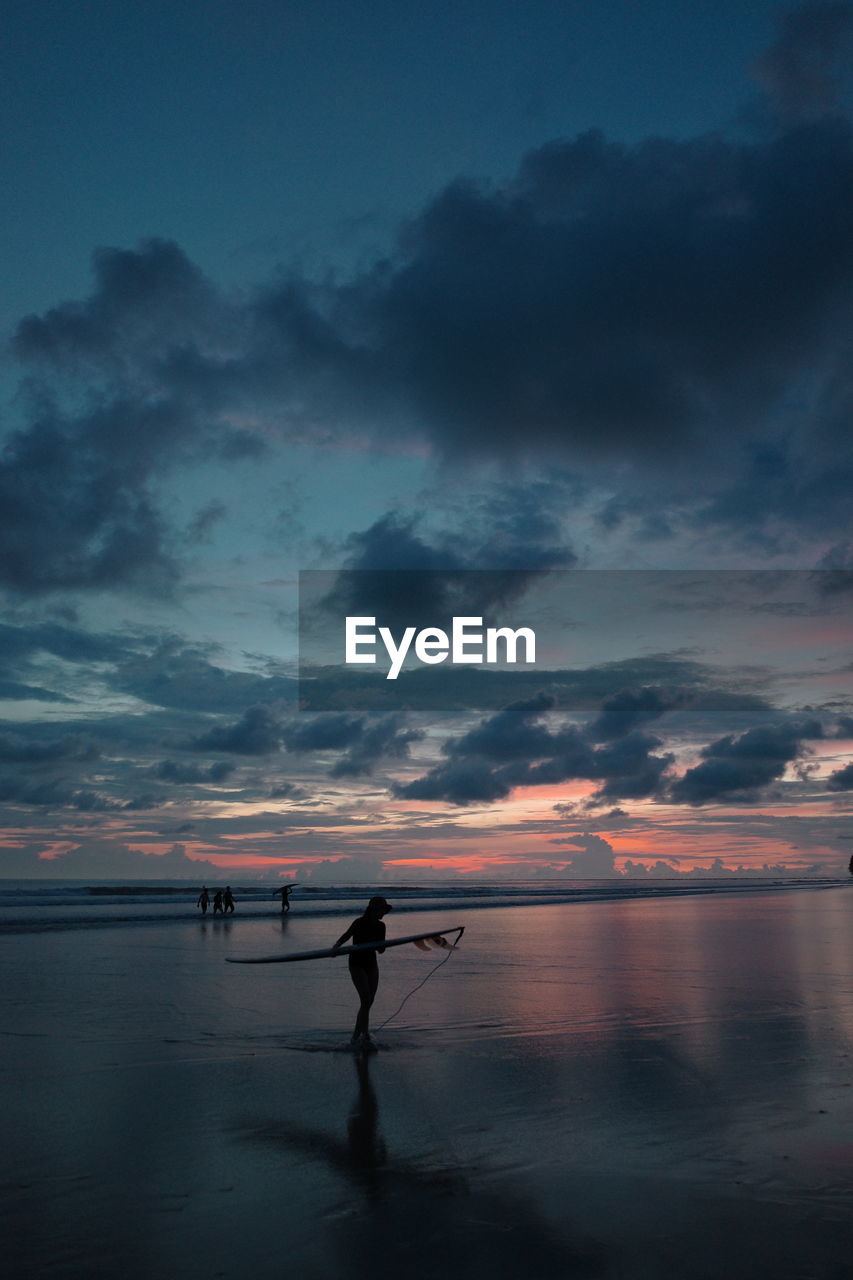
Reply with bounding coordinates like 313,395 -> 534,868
5,5 -> 853,597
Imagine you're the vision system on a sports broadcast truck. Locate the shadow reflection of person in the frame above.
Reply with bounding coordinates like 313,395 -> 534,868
242,1055 -> 605,1277
346,1052 -> 387,1205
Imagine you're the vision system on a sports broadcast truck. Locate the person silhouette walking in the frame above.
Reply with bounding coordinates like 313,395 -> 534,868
332,897 -> 391,1047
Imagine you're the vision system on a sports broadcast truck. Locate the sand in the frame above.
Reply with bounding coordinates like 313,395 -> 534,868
3,887 -> 853,1278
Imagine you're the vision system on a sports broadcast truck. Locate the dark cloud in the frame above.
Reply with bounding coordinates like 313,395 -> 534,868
13,240 -> 223,370
330,713 -> 423,777
0,621 -> 299,719
0,620 -> 138,665
0,723 -> 132,810
394,754 -> 523,805
189,704 -> 421,777
587,687 -> 675,742
269,781 -> 305,800
0,620 -> 141,709
347,111 -> 853,505
277,67 -> 841,548
184,501 -> 228,544
464,479 -> 582,568
583,732 -> 674,800
116,641 -> 297,712
0,732 -> 97,764
318,500 -> 574,631
0,773 -> 123,811
826,760 -> 853,788
513,728 -> 673,801
342,484 -> 576,578
283,710 -> 422,776
280,713 -> 365,753
395,690 -> 674,805
754,1 -> 853,123
26,839 -> 223,881
153,759 -> 235,784
622,859 -> 681,878
365,105 -> 853,549
445,692 -> 572,761
395,686 -> 832,809
6,240 -> 254,595
7,10 -> 853,591
669,719 -> 823,804
0,397 -> 184,595
190,704 -> 286,755
551,833 -> 617,876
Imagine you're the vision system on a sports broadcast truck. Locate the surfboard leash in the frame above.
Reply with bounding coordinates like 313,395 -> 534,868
376,925 -> 465,1032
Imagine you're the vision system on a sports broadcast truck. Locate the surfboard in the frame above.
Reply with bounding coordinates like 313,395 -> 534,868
226,925 -> 464,964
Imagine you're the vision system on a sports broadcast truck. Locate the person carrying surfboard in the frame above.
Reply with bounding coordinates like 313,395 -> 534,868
273,884 -> 293,913
332,896 -> 392,1046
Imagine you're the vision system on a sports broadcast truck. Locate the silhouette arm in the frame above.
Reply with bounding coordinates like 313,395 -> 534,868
332,919 -> 357,952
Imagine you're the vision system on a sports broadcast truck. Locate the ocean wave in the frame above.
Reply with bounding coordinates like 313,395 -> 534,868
0,876 -> 848,933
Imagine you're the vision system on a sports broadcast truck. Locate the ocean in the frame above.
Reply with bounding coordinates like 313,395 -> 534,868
1,874 -> 847,933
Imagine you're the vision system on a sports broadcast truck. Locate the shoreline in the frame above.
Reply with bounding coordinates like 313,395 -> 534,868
1,875 -> 849,935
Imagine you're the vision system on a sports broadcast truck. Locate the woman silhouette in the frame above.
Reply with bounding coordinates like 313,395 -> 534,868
332,897 -> 392,1046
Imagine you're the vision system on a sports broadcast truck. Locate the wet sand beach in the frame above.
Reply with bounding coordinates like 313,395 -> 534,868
3,886 -> 853,1278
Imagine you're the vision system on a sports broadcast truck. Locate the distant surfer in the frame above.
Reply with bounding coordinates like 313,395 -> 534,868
213,889 -> 224,914
332,897 -> 392,1047
223,886 -> 235,914
849,854 -> 853,877
273,885 -> 292,913
197,887 -> 210,915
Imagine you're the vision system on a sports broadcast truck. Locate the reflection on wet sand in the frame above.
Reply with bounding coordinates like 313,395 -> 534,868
4,890 -> 853,1279
241,1050 -> 606,1278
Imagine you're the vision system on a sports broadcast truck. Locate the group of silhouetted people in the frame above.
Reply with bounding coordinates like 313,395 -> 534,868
196,886 -> 235,916
196,884 -> 296,917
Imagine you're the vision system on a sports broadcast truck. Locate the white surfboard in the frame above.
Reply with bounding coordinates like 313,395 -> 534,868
226,925 -> 464,964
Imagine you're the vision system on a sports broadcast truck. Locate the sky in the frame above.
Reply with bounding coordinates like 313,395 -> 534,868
1,0 -> 853,882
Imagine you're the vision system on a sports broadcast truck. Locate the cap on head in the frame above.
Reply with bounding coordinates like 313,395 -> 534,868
368,895 -> 392,912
